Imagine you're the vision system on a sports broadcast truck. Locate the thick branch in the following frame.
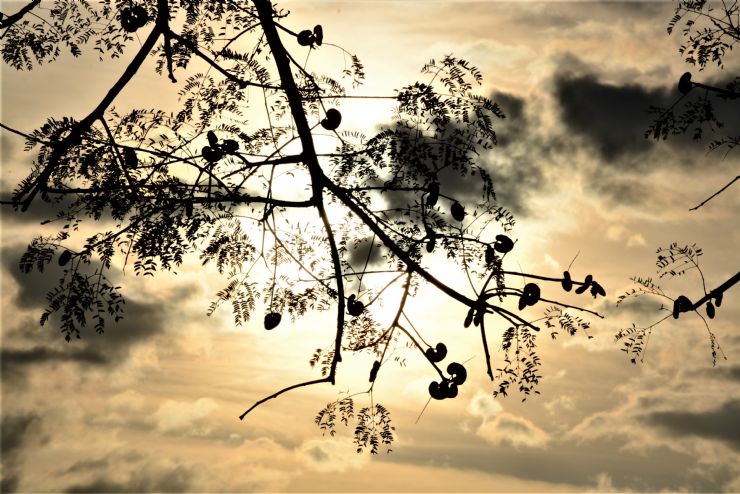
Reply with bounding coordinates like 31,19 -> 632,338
691,271 -> 740,310
0,0 -> 41,30
253,0 -> 346,383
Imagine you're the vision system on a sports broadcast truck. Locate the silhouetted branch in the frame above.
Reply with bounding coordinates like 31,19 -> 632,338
239,377 -> 332,420
691,271 -> 740,311
689,175 -> 740,211
166,29 -> 281,90
0,0 -> 41,30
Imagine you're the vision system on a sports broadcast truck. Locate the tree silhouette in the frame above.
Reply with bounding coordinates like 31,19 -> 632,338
616,0 -> 739,365
1,0 -> 605,452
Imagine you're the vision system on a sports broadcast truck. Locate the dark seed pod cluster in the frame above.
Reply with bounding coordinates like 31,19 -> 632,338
120,5 -> 148,32
428,362 -> 468,401
202,130 -> 239,163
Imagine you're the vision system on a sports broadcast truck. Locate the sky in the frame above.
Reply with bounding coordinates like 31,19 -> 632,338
2,1 -> 740,492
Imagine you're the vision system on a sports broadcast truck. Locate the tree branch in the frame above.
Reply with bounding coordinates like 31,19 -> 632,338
689,175 -> 739,211
0,0 -> 41,30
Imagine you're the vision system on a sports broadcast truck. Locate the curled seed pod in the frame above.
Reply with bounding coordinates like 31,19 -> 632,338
426,182 -> 439,207
463,308 -> 474,328
493,234 -> 513,254
447,362 -> 467,385
320,108 -> 342,131
522,283 -> 541,308
706,301 -> 715,319
678,72 -> 693,95
434,342 -> 447,361
429,381 -> 447,400
450,201 -> 465,221
313,25 -> 323,46
58,250 -> 72,266
264,312 -> 281,330
348,299 -> 364,317
202,146 -> 223,163
297,29 -> 314,46
369,360 -> 381,382
561,271 -> 573,292
444,381 -> 459,399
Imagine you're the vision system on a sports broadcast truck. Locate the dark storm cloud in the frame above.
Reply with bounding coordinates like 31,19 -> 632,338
65,464 -> 195,493
386,437 -> 719,491
644,399 -> 740,450
554,68 -> 740,165
1,413 -> 41,493
554,73 -> 671,163
2,245 -> 171,375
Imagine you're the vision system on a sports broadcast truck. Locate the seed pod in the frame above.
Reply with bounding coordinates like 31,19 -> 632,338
706,301 -> 715,319
521,283 -> 541,308
426,234 -> 436,253
264,312 -> 281,330
123,147 -> 138,168
714,292 -> 723,307
493,234 -> 513,254
120,8 -> 137,32
428,381 -> 447,400
463,308 -> 474,328
348,298 -> 364,317
450,201 -> 465,221
369,360 -> 381,382
590,281 -> 606,298
575,274 -> 593,294
320,108 -> 342,131
297,29 -> 314,46
426,182 -> 439,207
202,145 -> 223,163
561,271 -> 573,292
58,250 -> 72,266
221,139 -> 239,154
313,25 -> 323,46
444,381 -> 459,399
485,245 -> 495,264
130,5 -> 148,28
678,72 -> 693,95
672,295 -> 692,319
447,362 -> 467,385
473,309 -> 484,327
207,130 -> 219,148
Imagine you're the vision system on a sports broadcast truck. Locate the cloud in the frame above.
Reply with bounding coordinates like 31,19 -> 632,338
154,397 -> 219,437
643,399 -> 740,450
64,461 -> 196,493
476,412 -> 550,449
468,390 -> 503,419
298,438 -> 369,473
554,72 -> 671,163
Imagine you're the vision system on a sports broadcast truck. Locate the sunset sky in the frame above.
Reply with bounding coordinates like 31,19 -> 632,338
2,1 -> 740,492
